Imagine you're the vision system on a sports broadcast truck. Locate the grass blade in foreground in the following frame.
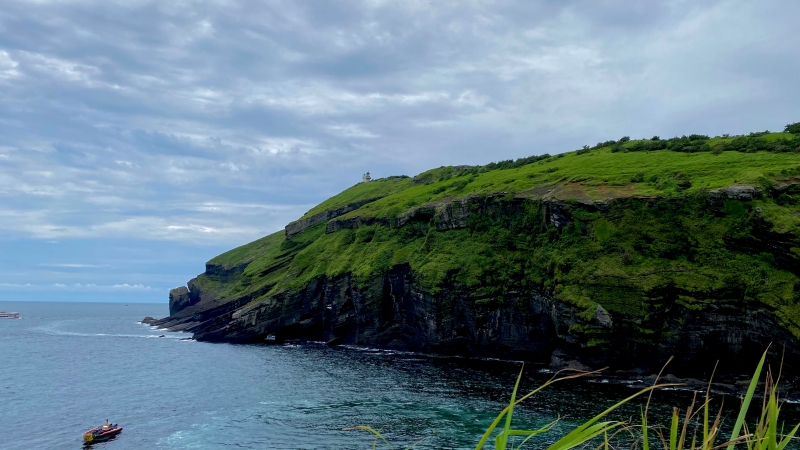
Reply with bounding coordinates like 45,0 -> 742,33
474,368 -> 609,449
545,385 -> 675,450
495,366 -> 524,450
343,426 -> 394,450
726,350 -> 768,450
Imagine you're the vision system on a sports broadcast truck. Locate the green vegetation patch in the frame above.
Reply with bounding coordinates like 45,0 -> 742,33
328,137 -> 800,225
208,231 -> 284,269
301,176 -> 412,218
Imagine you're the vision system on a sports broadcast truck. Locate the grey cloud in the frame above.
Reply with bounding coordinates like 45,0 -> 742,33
0,0 -> 798,252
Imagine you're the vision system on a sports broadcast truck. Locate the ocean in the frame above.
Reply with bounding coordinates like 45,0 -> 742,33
1,301 -> 796,449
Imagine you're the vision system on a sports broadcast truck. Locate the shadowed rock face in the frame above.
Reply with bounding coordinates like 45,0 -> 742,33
153,262 -> 800,380
153,264 -> 560,361
168,287 -> 193,315
324,194 -> 590,234
285,197 -> 383,239
708,185 -> 762,201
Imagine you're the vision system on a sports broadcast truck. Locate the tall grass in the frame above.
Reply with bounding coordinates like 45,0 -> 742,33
349,350 -> 799,449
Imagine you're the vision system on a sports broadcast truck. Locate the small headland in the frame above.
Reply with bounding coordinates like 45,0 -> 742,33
148,124 -> 800,384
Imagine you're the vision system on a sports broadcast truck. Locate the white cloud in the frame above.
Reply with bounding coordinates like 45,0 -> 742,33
0,282 -> 153,291
456,90 -> 489,108
0,50 -> 20,80
326,123 -> 379,138
21,51 -> 100,82
39,263 -> 107,268
0,206 -> 304,244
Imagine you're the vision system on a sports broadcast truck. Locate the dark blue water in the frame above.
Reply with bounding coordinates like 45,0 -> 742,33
1,301 -> 797,450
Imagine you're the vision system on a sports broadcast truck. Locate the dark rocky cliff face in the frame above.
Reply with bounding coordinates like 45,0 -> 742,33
150,185 -> 800,380
153,263 -> 562,356
168,287 -> 192,315
152,263 -> 800,379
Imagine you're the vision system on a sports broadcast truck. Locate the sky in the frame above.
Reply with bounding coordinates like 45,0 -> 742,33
0,0 -> 798,303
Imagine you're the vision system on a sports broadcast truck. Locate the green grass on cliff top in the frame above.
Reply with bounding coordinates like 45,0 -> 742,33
300,176 -> 413,219
211,132 -> 800,270
325,138 -> 800,222
209,231 -> 285,269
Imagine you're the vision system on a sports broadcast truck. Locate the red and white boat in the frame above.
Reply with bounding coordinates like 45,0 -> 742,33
0,311 -> 19,319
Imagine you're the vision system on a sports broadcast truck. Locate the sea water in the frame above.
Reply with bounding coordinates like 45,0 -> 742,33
1,301 -> 796,450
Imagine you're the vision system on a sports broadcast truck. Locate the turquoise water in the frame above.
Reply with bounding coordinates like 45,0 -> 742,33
1,301 -> 795,449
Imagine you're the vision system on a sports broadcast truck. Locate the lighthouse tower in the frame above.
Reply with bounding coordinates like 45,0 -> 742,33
362,171 -> 371,182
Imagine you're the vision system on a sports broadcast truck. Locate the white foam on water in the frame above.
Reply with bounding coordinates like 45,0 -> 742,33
34,323 -> 183,339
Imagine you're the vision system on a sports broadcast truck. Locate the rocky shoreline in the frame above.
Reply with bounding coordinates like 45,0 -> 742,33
143,257 -> 800,380
137,319 -> 800,401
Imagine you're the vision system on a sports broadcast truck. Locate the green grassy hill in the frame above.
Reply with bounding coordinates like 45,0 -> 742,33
213,128 -> 800,293
295,131 -> 798,221
168,124 -> 800,373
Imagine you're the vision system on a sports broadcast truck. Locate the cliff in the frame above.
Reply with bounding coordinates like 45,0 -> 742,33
151,127 -> 800,378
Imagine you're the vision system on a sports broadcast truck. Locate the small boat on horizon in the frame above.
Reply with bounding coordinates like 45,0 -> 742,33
0,311 -> 19,319
83,421 -> 122,445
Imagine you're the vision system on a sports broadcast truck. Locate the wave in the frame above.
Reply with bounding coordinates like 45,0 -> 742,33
35,325 -> 183,339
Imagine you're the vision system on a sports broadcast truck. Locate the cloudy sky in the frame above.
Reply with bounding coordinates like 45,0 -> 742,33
1,0 -> 798,303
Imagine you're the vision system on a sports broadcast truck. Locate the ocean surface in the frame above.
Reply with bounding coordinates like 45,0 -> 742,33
1,301 -> 798,450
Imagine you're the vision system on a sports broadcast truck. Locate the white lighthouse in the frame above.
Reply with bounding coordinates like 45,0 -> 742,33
362,171 -> 371,182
